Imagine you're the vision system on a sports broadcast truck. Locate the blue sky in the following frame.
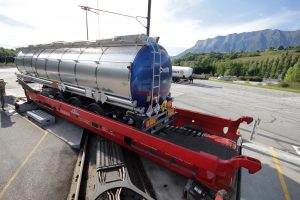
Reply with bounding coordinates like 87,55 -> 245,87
167,0 -> 300,31
0,0 -> 300,55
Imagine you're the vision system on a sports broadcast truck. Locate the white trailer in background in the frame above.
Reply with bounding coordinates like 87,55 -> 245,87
172,66 -> 193,82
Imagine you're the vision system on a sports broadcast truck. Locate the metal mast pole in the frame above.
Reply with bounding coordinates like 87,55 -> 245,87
85,8 -> 89,40
146,0 -> 151,36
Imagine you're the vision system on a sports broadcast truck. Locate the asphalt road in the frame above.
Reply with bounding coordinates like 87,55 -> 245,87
0,66 -> 78,199
0,106 -> 77,200
171,80 -> 300,155
1,66 -> 30,99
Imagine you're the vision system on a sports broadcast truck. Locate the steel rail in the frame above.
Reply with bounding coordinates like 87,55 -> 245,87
74,133 -> 88,200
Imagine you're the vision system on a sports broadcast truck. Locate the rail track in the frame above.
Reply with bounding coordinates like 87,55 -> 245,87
68,130 -> 156,200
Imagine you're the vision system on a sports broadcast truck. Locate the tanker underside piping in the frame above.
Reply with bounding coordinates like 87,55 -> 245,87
16,73 -> 141,112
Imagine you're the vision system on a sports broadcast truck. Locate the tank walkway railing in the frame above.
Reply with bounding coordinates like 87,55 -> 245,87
18,34 -> 153,50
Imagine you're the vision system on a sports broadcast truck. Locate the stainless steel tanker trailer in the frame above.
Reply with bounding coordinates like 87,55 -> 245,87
16,34 -> 176,133
172,66 -> 193,82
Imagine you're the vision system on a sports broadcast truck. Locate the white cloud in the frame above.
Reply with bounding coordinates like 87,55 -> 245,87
0,0 -> 299,55
191,9 -> 300,42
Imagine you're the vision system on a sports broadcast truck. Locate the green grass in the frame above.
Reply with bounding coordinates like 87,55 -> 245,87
210,79 -> 300,93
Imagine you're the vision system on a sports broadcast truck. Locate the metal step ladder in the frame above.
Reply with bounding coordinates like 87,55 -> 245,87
150,44 -> 162,108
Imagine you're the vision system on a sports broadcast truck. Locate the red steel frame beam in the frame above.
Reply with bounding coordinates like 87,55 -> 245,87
24,89 -> 261,193
173,108 -> 253,141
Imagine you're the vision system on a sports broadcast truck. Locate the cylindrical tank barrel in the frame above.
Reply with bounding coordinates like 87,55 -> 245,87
16,39 -> 172,109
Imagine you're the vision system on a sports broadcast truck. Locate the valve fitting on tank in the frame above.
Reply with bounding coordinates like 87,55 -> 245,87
154,104 -> 160,114
146,106 -> 153,118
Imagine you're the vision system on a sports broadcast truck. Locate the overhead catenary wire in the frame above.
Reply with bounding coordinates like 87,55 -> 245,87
79,4 -> 149,39
88,6 -> 147,20
79,5 -> 147,21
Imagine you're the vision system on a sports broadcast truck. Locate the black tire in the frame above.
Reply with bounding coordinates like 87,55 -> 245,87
54,92 -> 66,102
172,77 -> 179,83
68,97 -> 82,107
88,103 -> 104,115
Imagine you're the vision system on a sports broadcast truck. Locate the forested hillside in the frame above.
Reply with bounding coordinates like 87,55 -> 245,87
0,47 -> 16,63
173,46 -> 300,87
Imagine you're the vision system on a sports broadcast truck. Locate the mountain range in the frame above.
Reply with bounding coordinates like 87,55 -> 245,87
176,29 -> 300,57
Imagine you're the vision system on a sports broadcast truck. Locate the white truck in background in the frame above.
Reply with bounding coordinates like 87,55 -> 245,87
172,66 -> 193,83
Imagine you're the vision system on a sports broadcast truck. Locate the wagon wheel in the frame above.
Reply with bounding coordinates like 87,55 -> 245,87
88,103 -> 105,115
54,92 -> 66,102
68,97 -> 82,107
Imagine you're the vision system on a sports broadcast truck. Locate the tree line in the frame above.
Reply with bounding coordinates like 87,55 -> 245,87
172,46 -> 300,85
0,47 -> 16,63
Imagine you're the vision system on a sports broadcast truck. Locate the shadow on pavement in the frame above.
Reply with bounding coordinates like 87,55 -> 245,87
4,95 -> 17,105
1,96 -> 17,128
182,82 -> 222,88
1,111 -> 16,128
